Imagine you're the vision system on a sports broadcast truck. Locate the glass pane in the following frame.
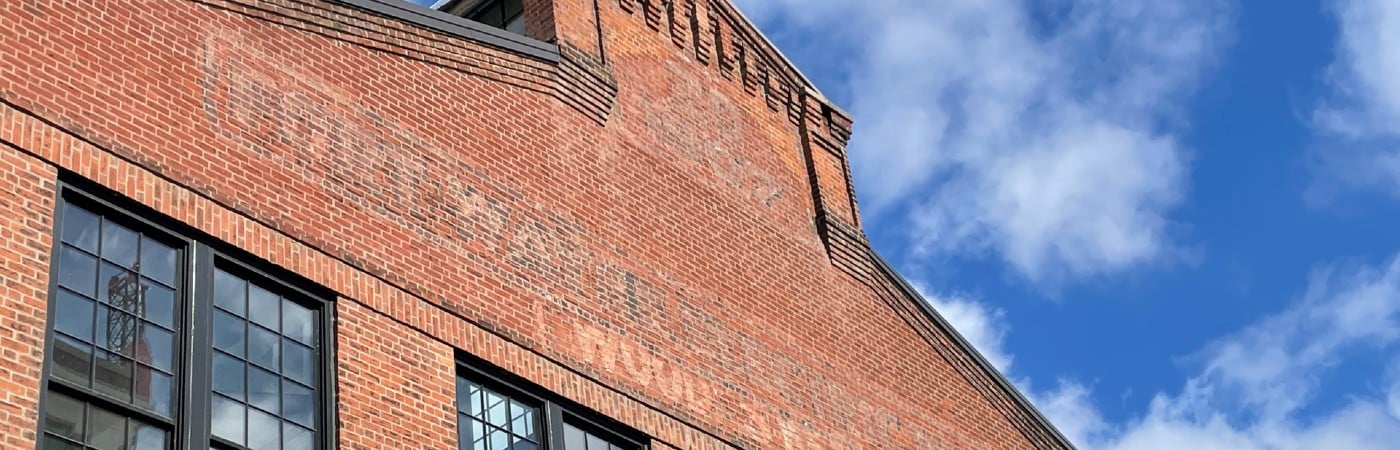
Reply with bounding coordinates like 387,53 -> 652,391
283,340 -> 314,386
100,220 -> 137,267
211,395 -> 247,445
130,420 -> 168,450
139,238 -> 177,286
140,323 -> 174,372
249,366 -> 281,414
247,408 -> 281,450
213,310 -> 246,357
51,334 -> 93,386
490,429 -> 511,450
93,349 -> 134,401
141,280 -> 175,329
135,368 -> 173,417
455,378 -> 469,412
283,380 -> 315,428
505,14 -> 526,34
43,435 -> 83,450
477,4 -> 504,27
563,423 -> 586,450
58,246 -> 98,298
249,285 -> 280,330
61,203 -> 100,252
462,381 -> 484,417
284,422 -> 313,450
248,325 -> 280,370
513,438 -> 538,450
509,399 -> 535,439
87,405 -> 127,450
484,391 -> 508,427
586,435 -> 608,450
465,419 -> 488,450
53,289 -> 95,342
213,352 -> 247,400
43,392 -> 85,442
503,0 -> 523,17
98,262 -> 140,312
96,307 -> 140,357
100,220 -> 138,268
282,300 -> 315,345
214,269 -> 247,316
457,415 -> 475,450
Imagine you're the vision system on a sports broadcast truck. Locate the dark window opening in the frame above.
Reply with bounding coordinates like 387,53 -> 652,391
403,0 -> 526,34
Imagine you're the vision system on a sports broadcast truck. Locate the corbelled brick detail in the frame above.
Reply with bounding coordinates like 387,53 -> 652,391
556,43 -> 619,124
0,0 -> 1070,448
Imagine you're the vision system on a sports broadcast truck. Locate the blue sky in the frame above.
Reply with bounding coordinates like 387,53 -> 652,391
736,0 -> 1400,448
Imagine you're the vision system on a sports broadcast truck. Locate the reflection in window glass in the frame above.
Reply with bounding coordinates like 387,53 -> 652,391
43,391 -> 169,450
455,369 -> 641,450
399,0 -> 527,35
209,268 -> 320,448
49,204 -> 179,422
563,422 -> 630,450
42,198 -> 329,450
456,378 -> 539,450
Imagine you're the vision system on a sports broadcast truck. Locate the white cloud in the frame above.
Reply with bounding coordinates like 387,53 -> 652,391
1084,255 -> 1400,449
1026,379 -> 1114,446
738,0 -> 1230,284
914,254 -> 1400,449
1311,0 -> 1400,199
910,279 -> 1112,444
911,282 -> 1014,373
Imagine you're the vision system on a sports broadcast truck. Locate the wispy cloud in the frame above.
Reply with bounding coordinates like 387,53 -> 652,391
738,0 -> 1231,285
910,283 -> 1014,373
1310,0 -> 1400,200
1096,254 -> 1400,449
924,255 -> 1400,449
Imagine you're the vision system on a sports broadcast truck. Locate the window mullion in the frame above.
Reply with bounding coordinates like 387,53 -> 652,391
546,403 -> 566,450
318,291 -> 339,450
185,243 -> 218,450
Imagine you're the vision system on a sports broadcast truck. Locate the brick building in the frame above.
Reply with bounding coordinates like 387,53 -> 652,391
0,0 -> 1071,448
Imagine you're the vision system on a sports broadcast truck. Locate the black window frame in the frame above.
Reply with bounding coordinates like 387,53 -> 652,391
456,354 -> 649,450
36,179 -> 339,450
338,0 -> 559,62
456,0 -> 526,33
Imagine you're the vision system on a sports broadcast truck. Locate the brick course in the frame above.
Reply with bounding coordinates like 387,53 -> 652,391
0,0 -> 1070,448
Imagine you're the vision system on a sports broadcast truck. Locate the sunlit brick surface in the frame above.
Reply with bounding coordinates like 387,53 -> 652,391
0,0 -> 1065,448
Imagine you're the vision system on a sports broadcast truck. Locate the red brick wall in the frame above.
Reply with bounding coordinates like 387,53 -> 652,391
0,146 -> 55,450
0,0 -> 1056,448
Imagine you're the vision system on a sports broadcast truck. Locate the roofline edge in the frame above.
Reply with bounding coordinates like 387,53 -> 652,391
711,0 -> 850,118
870,252 -> 1078,449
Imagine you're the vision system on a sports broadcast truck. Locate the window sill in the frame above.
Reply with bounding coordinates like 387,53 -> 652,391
338,0 -> 560,62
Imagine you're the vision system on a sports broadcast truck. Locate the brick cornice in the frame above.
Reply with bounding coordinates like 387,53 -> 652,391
189,0 -> 621,123
611,0 -> 850,130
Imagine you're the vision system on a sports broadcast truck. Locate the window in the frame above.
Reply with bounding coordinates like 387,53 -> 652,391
456,359 -> 646,450
39,185 -> 334,450
403,0 -> 526,34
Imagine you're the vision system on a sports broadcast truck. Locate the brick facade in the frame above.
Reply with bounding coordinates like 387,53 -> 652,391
0,0 -> 1070,448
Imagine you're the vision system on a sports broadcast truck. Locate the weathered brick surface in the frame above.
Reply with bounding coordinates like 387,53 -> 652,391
0,0 -> 1066,448
336,299 -> 458,450
0,144 -> 56,449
